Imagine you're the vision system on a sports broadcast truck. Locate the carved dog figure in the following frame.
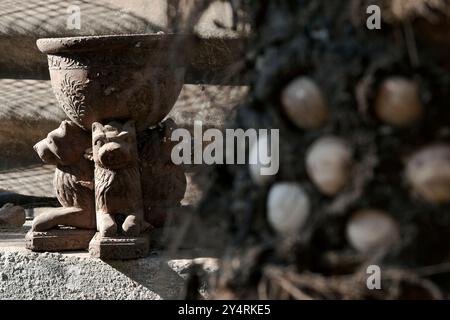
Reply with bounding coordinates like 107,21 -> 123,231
92,120 -> 145,237
31,119 -> 184,235
32,120 -> 95,231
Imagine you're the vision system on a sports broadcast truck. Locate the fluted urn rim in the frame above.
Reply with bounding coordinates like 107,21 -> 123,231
36,33 -> 195,55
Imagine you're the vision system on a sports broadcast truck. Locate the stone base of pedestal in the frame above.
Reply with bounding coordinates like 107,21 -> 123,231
25,228 -> 95,252
88,232 -> 150,260
2,222 -> 217,299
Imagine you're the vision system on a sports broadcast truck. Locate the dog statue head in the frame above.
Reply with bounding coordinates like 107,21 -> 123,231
34,120 -> 91,166
92,120 -> 138,169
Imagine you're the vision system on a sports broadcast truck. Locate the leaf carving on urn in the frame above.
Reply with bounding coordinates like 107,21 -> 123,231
56,74 -> 89,127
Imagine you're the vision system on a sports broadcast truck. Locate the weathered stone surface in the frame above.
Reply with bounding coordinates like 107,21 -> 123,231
27,35 -> 186,256
32,121 -> 96,233
37,34 -> 186,131
25,228 -> 96,252
0,222 -> 218,299
0,249 -> 218,299
89,232 -> 150,260
0,204 -> 26,227
31,34 -> 200,258
92,121 -> 147,238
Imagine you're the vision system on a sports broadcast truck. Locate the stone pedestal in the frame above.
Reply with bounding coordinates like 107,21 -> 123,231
88,232 -> 150,260
25,228 -> 95,252
27,34 -> 188,259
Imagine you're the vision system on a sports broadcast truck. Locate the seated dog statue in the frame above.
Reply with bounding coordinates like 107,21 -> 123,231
32,120 -> 95,231
92,120 -> 147,237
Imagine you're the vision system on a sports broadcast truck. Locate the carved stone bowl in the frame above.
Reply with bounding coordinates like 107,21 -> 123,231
37,34 -> 186,131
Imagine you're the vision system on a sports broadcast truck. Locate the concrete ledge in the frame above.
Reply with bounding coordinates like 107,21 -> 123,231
0,223 -> 218,300
0,248 -> 218,299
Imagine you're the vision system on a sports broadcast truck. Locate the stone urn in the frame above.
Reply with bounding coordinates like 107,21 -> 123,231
37,34 -> 186,131
27,34 -> 188,259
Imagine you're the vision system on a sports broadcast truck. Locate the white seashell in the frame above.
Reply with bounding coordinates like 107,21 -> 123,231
267,182 -> 310,235
374,77 -> 423,127
306,136 -> 353,196
346,209 -> 400,254
281,77 -> 329,129
406,144 -> 450,204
